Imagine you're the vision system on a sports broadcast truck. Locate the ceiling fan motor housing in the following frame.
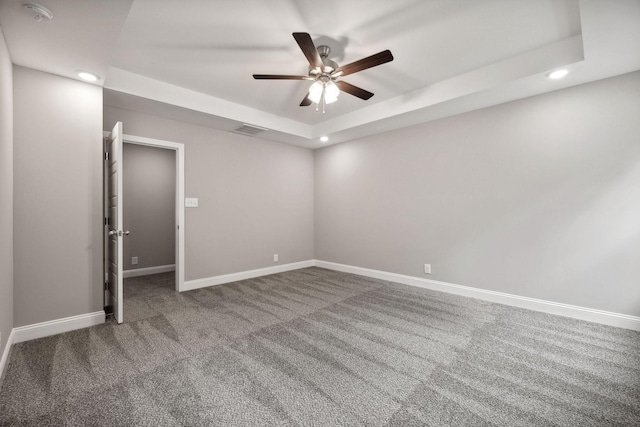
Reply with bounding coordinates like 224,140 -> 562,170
310,45 -> 338,78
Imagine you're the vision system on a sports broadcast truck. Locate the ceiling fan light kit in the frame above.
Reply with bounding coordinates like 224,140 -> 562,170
253,32 -> 393,113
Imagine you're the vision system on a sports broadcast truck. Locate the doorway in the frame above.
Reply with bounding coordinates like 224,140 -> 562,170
123,135 -> 185,293
104,130 -> 185,323
122,143 -> 176,278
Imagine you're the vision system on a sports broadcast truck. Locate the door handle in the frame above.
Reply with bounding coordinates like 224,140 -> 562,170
108,230 -> 130,237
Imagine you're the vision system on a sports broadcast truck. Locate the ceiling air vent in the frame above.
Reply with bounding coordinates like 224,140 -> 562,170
231,124 -> 268,137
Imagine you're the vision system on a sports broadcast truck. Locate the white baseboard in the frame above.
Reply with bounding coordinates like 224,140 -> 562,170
123,264 -> 175,278
0,328 -> 16,382
182,260 -> 315,292
12,311 -> 106,344
315,260 -> 640,331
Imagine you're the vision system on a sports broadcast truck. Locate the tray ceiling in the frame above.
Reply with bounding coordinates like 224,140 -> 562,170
1,0 -> 639,148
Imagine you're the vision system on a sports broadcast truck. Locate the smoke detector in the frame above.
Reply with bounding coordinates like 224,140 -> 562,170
22,3 -> 53,22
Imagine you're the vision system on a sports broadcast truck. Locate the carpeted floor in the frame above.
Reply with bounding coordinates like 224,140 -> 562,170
1,267 -> 639,426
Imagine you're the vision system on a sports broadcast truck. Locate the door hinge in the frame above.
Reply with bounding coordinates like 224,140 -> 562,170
104,152 -> 109,160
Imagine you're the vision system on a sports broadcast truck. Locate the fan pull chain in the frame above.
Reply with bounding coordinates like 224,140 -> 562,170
315,86 -> 327,113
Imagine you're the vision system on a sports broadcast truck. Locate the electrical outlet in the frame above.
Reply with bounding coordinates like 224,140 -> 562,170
424,264 -> 431,274
132,256 -> 138,265
273,254 -> 279,262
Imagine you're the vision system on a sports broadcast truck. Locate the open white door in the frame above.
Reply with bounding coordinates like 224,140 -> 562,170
106,121 -> 126,323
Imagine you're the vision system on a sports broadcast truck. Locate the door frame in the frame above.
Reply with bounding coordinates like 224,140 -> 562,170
104,132 -> 185,293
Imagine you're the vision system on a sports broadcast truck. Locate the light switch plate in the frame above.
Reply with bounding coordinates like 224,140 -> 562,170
185,197 -> 199,208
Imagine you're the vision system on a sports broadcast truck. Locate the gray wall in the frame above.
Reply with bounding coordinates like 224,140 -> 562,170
13,66 -> 103,327
0,28 -> 13,357
104,107 -> 315,281
315,71 -> 640,317
123,143 -> 175,271
7,62 -> 636,333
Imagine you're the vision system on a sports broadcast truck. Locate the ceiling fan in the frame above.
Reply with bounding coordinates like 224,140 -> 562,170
253,32 -> 394,113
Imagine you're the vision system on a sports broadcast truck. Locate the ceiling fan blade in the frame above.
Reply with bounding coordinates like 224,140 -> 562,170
300,94 -> 312,106
333,50 -> 394,77
336,81 -> 374,100
253,74 -> 309,80
292,32 -> 323,69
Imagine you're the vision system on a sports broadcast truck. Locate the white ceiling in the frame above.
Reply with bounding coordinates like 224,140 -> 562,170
1,0 -> 639,148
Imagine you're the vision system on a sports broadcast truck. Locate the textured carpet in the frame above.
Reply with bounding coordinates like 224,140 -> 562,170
1,267 -> 639,426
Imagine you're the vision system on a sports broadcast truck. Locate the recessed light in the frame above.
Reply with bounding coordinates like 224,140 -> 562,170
320,136 -> 329,142
546,69 -> 569,79
76,71 -> 100,82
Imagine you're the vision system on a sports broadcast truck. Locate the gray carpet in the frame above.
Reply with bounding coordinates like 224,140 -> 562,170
1,267 -> 639,426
